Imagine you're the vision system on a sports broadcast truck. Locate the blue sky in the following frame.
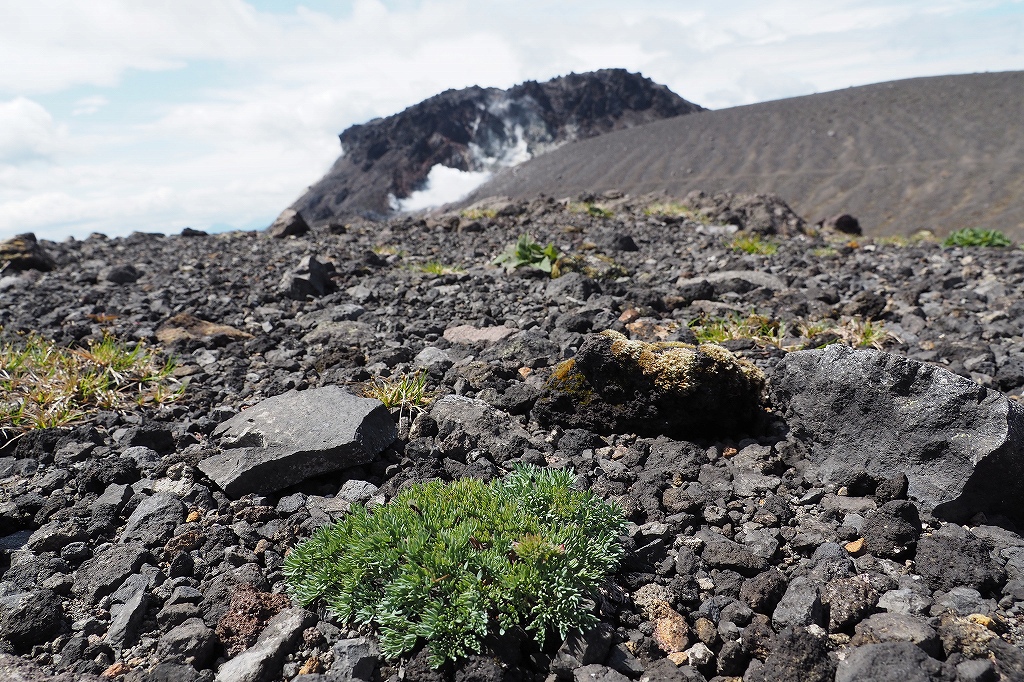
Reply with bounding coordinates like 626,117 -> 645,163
1,0 -> 1022,240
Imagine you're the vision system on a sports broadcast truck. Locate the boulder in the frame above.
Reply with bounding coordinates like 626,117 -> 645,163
533,330 -> 766,438
199,386 -> 396,497
266,208 -> 309,238
835,642 -> 945,682
0,588 -> 63,654
0,233 -> 55,272
770,345 -> 1024,524
279,255 -> 335,299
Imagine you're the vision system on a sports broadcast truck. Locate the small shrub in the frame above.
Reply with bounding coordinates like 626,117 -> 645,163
729,233 -> 779,256
943,228 -> 1012,248
285,465 -> 625,667
493,235 -> 559,274
1,331 -> 181,440
362,372 -> 434,412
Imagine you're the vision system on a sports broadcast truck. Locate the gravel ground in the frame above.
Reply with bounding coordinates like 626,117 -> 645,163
1,192 -> 1023,682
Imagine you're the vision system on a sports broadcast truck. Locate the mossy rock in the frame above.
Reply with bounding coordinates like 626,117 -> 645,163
532,330 -> 766,438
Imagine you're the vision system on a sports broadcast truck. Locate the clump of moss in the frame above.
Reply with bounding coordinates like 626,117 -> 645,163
533,330 -> 766,438
284,465 -> 625,668
552,253 -> 629,280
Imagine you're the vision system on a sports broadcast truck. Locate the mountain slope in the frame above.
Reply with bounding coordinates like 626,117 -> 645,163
461,71 -> 1024,237
290,69 -> 703,222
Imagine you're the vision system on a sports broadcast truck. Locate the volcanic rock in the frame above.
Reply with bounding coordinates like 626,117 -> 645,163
214,608 -> 315,682
835,641 -> 947,682
0,588 -> 63,654
266,208 -> 310,238
533,330 -> 765,438
770,344 -> 1024,524
199,385 -> 395,497
0,233 -> 55,272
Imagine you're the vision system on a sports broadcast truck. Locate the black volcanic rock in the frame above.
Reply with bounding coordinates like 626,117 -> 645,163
291,69 -> 702,221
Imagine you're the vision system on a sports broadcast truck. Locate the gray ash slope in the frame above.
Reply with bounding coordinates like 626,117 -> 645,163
1,193 -> 1024,681
291,69 -> 701,222
460,71 -> 1024,239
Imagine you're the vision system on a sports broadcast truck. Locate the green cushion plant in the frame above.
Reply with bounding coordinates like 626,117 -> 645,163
284,465 -> 625,667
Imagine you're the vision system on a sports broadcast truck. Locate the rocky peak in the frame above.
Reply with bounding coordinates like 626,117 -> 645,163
291,69 -> 702,222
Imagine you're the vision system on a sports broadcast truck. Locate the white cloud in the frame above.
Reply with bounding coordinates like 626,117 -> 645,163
0,0 -> 1022,239
72,96 -> 109,116
396,165 -> 493,213
0,98 -> 67,163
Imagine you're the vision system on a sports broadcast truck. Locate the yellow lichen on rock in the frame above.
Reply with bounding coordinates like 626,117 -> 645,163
600,329 -> 764,394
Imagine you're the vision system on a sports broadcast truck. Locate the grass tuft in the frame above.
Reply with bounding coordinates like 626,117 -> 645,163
729,233 -> 779,256
459,208 -> 498,220
567,202 -> 614,218
415,261 -> 465,276
1,330 -> 182,440
362,371 -> 435,412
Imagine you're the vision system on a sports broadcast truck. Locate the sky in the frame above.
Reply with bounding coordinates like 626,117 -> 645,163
1,1 -> 1022,241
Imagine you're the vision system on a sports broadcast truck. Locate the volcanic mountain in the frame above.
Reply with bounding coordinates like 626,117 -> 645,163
461,71 -> 1024,238
289,69 -> 702,222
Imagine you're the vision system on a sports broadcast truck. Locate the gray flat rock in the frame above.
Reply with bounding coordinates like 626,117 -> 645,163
200,386 -> 395,497
770,345 -> 1024,524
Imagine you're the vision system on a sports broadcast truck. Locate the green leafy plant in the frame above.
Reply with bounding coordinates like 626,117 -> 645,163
284,465 -> 625,667
1,330 -> 181,440
493,235 -> 559,274
729,233 -> 779,256
942,228 -> 1012,248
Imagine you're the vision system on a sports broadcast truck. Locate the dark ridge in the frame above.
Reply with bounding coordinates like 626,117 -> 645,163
290,69 -> 703,222
461,71 -> 1024,238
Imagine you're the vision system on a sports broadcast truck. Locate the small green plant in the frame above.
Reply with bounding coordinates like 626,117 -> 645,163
729,233 -> 779,256
460,208 -> 498,220
567,202 -> 614,218
493,235 -> 559,274
372,244 -> 404,256
415,261 -> 465,276
812,246 -> 839,257
942,228 -> 1012,248
362,371 -> 434,412
1,331 -> 181,440
284,465 -> 625,667
642,201 -> 695,219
